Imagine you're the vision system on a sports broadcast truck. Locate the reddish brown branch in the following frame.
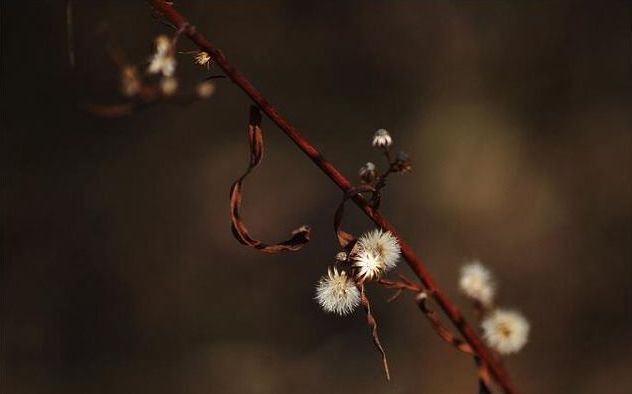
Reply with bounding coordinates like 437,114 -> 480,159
147,1 -> 518,392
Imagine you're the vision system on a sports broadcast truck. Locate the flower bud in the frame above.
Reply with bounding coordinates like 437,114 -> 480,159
393,151 -> 412,173
372,128 -> 392,148
335,251 -> 348,262
359,161 -> 377,184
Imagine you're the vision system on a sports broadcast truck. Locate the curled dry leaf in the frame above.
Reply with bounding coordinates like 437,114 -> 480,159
229,106 -> 311,253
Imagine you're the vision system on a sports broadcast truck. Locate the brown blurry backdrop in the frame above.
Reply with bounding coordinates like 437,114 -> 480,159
3,1 -> 632,393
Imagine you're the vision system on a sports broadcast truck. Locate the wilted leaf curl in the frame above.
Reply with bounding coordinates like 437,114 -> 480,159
229,105 -> 311,253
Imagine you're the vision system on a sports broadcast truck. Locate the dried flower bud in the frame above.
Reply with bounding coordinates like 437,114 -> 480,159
372,128 -> 392,148
335,251 -> 348,262
160,76 -> 178,96
193,51 -> 212,68
359,161 -> 377,184
120,66 -> 141,97
393,151 -> 412,173
196,81 -> 215,98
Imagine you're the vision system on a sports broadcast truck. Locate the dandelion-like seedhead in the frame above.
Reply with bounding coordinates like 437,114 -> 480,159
372,128 -> 392,148
459,261 -> 496,307
481,309 -> 530,355
315,267 -> 360,315
193,51 -> 212,68
353,250 -> 385,281
357,229 -> 400,271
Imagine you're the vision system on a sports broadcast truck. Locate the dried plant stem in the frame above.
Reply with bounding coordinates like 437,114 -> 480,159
359,283 -> 390,381
380,279 -> 492,391
147,1 -> 518,392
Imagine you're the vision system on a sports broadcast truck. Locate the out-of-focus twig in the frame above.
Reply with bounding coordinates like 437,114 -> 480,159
65,0 -> 75,68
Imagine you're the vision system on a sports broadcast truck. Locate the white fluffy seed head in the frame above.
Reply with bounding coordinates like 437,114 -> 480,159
357,229 -> 400,271
481,309 -> 530,355
459,261 -> 496,307
353,251 -> 385,281
372,128 -> 392,148
315,267 -> 360,316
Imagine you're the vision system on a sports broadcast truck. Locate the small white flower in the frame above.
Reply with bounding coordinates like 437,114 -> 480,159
353,251 -> 385,281
481,309 -> 530,355
357,229 -> 400,271
359,161 -> 377,183
459,261 -> 496,306
147,35 -> 176,77
196,81 -> 215,98
372,128 -> 392,148
160,76 -> 178,96
315,267 -> 360,315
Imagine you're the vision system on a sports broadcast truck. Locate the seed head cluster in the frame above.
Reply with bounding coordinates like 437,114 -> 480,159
459,261 -> 530,355
315,229 -> 400,315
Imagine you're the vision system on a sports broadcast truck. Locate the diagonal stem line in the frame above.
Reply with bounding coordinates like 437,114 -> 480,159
147,1 -> 517,393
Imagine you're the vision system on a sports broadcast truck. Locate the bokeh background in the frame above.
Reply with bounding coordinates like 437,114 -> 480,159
3,1 -> 632,393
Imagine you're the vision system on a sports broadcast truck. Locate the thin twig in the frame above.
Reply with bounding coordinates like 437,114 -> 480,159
65,0 -> 75,68
358,282 -> 390,381
146,1 -> 518,392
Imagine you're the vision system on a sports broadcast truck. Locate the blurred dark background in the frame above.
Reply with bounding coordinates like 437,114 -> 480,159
3,1 -> 632,393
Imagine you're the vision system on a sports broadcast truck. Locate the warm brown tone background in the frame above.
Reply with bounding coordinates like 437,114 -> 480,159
3,1 -> 632,393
